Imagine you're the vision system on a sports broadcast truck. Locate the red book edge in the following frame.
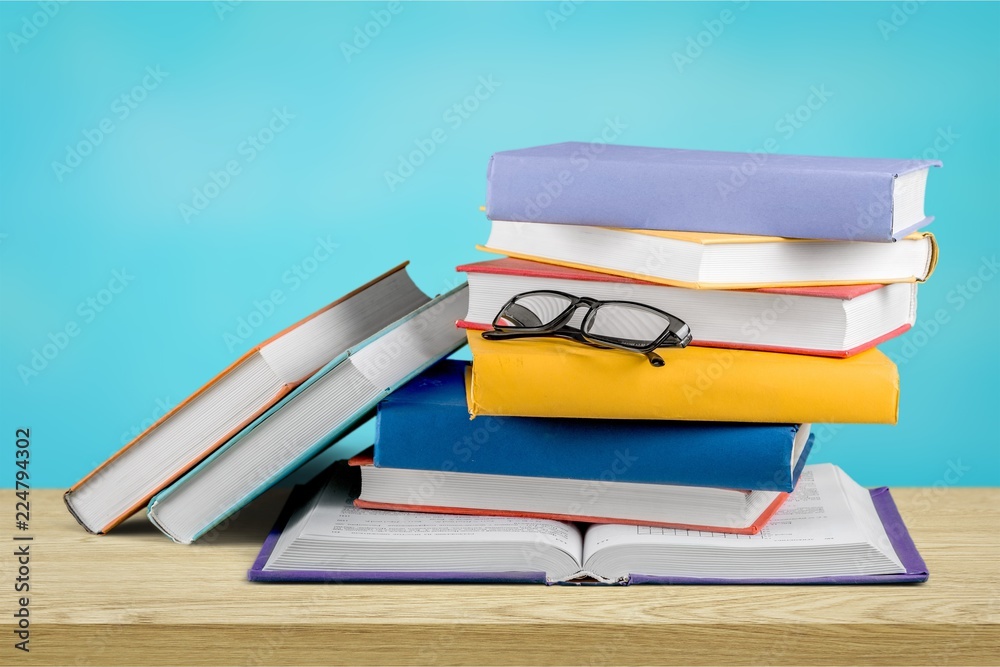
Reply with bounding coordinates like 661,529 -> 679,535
352,496 -> 788,536
348,456 -> 788,536
455,320 -> 913,359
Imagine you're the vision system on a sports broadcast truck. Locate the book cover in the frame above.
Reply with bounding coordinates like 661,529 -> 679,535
486,142 -> 940,242
375,360 -> 813,492
465,332 -> 899,423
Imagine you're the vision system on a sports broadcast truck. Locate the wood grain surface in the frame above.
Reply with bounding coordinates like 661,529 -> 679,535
4,488 -> 998,666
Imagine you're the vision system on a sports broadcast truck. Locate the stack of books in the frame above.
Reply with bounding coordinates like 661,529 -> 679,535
66,142 -> 938,586
251,144 -> 937,585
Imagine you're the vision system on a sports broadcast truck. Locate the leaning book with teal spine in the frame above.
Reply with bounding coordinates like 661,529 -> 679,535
147,285 -> 469,544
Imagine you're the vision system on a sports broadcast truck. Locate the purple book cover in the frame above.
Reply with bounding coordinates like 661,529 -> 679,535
485,143 -> 941,242
247,485 -> 927,586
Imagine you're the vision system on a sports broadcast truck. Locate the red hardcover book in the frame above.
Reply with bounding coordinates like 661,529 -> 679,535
349,455 -> 788,535
457,258 -> 914,358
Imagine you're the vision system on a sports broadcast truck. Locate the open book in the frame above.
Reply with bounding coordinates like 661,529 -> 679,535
250,463 -> 928,585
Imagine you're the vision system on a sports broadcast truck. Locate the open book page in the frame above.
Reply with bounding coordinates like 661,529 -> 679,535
581,464 -> 904,574
836,466 -> 905,570
265,477 -> 584,576
266,480 -> 327,564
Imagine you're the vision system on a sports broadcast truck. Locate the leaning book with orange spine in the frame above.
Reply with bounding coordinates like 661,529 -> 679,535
65,263 -> 431,534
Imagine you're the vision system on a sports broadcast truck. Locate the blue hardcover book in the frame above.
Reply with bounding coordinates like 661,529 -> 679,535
147,285 -> 469,544
485,143 -> 940,242
374,360 -> 814,492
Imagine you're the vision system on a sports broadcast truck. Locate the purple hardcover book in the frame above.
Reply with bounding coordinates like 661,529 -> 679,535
485,143 -> 941,242
248,474 -> 927,586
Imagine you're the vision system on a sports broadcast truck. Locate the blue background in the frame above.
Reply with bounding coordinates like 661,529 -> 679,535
2,1 -> 997,488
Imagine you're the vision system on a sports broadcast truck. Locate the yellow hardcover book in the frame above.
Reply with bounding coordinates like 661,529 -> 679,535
465,332 -> 899,424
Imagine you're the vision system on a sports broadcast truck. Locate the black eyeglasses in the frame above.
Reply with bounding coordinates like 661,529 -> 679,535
481,290 -> 692,367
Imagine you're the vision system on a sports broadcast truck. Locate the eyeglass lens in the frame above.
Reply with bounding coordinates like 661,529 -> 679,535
495,292 -> 574,328
584,303 -> 672,349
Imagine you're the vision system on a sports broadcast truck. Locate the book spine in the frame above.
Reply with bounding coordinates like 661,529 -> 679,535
375,400 -> 800,491
486,153 -> 904,242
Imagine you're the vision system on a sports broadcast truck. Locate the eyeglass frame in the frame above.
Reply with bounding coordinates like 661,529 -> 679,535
481,290 -> 693,367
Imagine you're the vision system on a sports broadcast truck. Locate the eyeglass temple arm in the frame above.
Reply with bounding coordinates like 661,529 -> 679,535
666,322 -> 693,347
481,328 -> 591,344
485,329 -> 666,367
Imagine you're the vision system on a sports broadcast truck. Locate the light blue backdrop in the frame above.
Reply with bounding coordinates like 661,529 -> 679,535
2,1 -> 997,488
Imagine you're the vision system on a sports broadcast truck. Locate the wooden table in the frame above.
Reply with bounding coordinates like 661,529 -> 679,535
5,488 -> 998,666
